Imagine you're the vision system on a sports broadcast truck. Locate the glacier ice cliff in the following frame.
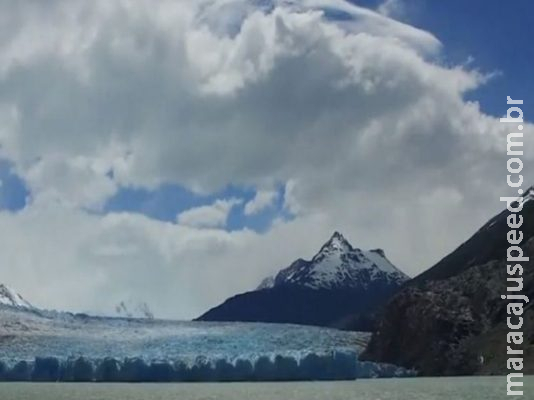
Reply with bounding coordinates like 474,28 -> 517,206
0,353 -> 414,382
0,304 -> 414,382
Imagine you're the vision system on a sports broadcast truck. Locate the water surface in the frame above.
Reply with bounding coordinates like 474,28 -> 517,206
1,376 -> 531,400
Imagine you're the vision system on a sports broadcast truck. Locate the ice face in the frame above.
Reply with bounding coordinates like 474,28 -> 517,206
0,354 -> 415,382
0,305 -> 415,381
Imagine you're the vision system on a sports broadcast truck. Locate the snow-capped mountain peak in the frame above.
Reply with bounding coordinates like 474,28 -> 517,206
258,232 -> 409,291
0,284 -> 33,309
314,231 -> 352,257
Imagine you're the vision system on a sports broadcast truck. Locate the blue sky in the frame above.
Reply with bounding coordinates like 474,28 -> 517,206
1,0 -> 530,229
351,0 -> 534,117
103,183 -> 289,232
0,168 -> 289,231
0,161 -> 29,212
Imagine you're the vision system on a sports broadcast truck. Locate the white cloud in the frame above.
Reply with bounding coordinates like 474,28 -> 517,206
244,189 -> 279,215
0,202 -> 328,318
23,154 -> 117,210
0,0 -> 450,197
377,0 -> 405,18
0,0 -> 532,318
177,198 -> 242,228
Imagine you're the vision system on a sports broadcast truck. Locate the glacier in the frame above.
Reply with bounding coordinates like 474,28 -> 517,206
0,305 -> 415,382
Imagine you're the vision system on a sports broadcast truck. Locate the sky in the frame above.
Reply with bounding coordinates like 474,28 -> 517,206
0,0 -> 533,319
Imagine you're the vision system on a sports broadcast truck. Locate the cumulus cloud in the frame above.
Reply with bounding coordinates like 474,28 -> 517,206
244,189 -> 279,215
23,154 -> 117,209
0,0 -> 450,195
177,198 -> 242,228
0,0 -> 532,318
0,201 -> 329,318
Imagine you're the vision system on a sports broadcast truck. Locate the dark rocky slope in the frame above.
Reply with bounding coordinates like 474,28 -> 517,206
197,285 -> 398,330
361,192 -> 534,375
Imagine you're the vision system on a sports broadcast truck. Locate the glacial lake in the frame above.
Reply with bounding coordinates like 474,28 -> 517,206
1,376 -> 532,400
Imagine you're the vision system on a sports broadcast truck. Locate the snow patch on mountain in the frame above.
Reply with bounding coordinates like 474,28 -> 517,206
0,284 -> 33,309
257,232 -> 409,291
257,276 -> 275,290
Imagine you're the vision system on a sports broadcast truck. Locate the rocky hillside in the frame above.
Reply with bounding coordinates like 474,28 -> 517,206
361,191 -> 534,375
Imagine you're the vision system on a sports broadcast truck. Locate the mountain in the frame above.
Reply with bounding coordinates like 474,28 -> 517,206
197,232 -> 409,330
361,190 -> 534,375
0,283 -> 155,321
410,190 -> 534,286
0,284 -> 33,309
260,232 -> 408,291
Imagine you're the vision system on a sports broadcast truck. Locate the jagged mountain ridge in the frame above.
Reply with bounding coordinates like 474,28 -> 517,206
198,232 -> 409,330
259,232 -> 408,291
